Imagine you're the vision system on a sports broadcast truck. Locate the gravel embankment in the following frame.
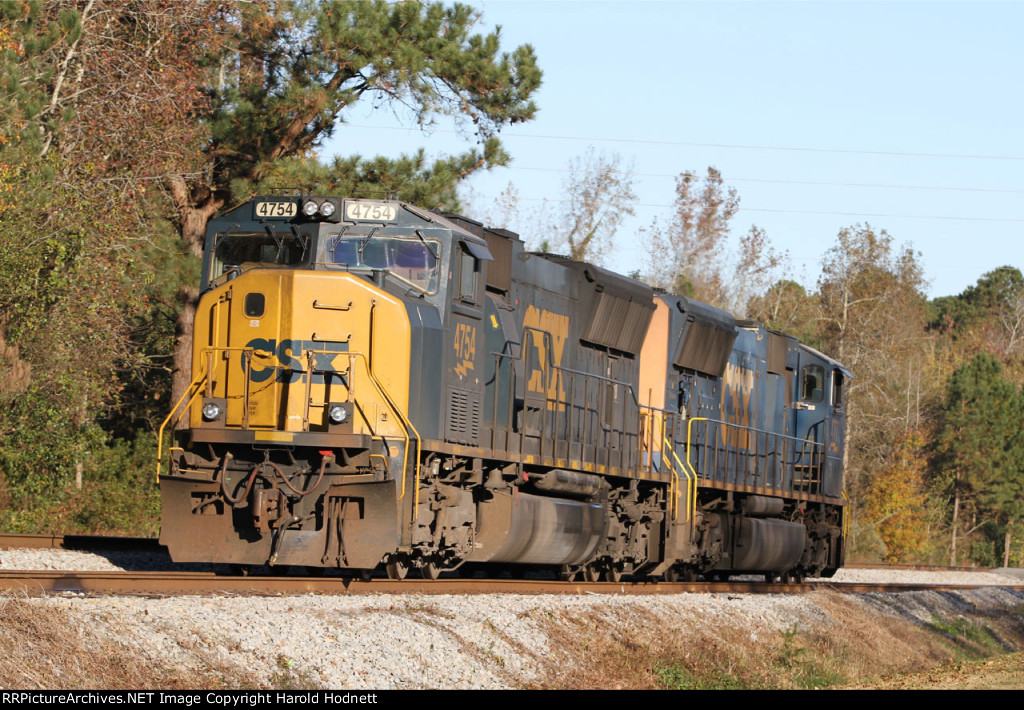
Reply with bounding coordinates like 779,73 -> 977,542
3,548 -> 1023,689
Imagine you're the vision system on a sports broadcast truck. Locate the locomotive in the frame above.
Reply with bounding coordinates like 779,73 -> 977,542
157,194 -> 848,581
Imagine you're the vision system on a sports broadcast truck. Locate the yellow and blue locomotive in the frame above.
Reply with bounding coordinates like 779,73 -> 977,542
158,194 -> 848,580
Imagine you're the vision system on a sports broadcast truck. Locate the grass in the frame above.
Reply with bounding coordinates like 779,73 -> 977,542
271,655 -> 322,690
524,591 -> 1024,690
925,615 -> 1007,660
655,661 -> 746,690
775,623 -> 849,689
0,596 -> 256,689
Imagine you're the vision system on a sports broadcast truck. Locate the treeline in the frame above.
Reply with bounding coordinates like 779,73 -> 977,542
0,2 -> 1019,567
483,162 -> 1024,566
640,170 -> 1024,566
0,0 -> 540,533
752,238 -> 1023,566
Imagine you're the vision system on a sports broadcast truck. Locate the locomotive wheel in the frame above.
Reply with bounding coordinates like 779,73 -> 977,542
420,561 -> 440,580
385,557 -> 409,581
764,572 -> 778,583
663,566 -> 679,583
603,566 -> 622,583
583,565 -> 601,583
682,566 -> 699,582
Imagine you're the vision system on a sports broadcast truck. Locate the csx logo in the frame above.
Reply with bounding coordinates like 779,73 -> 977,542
244,338 -> 348,384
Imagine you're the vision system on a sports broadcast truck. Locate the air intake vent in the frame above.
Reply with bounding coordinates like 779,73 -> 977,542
583,293 -> 655,355
766,332 -> 787,375
445,388 -> 481,445
674,317 -> 737,377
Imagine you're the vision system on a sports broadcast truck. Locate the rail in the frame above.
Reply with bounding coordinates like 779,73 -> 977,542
2,567 -> 1020,597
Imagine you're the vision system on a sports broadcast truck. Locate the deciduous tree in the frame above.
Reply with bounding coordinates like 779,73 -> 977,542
544,148 -> 636,263
746,278 -> 821,348
641,167 -> 783,312
862,430 -> 930,562
461,148 -> 636,265
816,225 -> 928,550
930,267 -> 1024,384
642,167 -> 737,305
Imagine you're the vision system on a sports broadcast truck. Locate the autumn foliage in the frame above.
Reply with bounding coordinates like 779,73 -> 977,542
863,431 -> 929,562
0,2 -> 1019,568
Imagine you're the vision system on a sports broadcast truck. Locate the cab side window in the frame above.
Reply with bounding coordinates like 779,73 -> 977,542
459,246 -> 480,304
831,369 -> 845,408
801,364 -> 824,402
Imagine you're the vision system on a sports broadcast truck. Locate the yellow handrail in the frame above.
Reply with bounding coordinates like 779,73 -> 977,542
155,375 -> 206,482
293,347 -> 416,505
649,412 -> 680,521
668,432 -> 696,525
155,346 -> 261,482
841,489 -> 850,539
154,343 -> 420,515
344,351 -> 420,507
683,416 -> 712,525
659,434 -> 681,521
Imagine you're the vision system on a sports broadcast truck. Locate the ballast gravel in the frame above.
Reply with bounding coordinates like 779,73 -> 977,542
2,547 -> 1023,689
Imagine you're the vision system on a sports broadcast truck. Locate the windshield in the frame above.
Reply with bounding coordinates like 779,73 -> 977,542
330,234 -> 441,292
209,231 -> 308,285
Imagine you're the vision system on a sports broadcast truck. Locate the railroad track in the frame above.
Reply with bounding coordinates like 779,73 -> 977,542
2,569 -> 1022,597
0,533 -> 999,572
0,532 -> 162,552
3,533 -> 1019,597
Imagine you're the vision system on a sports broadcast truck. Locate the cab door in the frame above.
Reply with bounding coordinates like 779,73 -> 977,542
443,241 -> 489,445
823,368 -> 848,497
791,351 -> 826,443
791,348 -> 828,492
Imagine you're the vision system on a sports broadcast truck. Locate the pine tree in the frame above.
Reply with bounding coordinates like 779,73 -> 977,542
937,352 -> 1024,565
163,0 -> 541,405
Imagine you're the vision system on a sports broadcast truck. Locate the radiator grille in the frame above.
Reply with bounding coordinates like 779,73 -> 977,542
445,388 -> 481,444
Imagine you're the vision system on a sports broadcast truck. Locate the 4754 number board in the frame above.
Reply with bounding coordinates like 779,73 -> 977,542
253,200 -> 298,219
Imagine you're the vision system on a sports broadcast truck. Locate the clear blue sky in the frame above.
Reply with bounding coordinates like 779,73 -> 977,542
325,1 -> 1024,299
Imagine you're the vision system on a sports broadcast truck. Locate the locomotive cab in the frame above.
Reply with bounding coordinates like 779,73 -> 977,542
159,196 -> 485,570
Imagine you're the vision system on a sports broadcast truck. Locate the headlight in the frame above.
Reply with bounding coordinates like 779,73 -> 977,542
319,200 -> 336,217
201,401 -> 222,421
302,199 -> 320,216
328,404 -> 348,424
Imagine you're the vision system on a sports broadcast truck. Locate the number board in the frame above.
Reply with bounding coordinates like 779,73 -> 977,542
344,200 -> 399,223
253,200 -> 297,219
